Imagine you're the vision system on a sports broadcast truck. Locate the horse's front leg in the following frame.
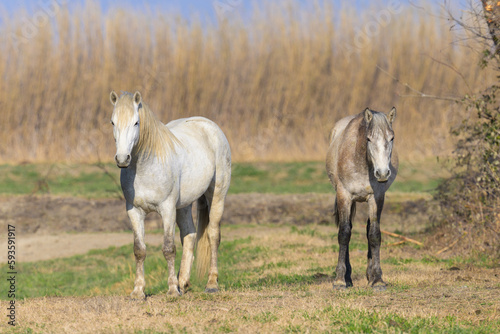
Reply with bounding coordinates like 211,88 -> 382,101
160,201 -> 181,296
333,189 -> 353,289
366,195 -> 386,290
127,204 -> 147,300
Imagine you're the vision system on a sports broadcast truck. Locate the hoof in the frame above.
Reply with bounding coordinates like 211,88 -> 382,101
167,287 -> 181,297
130,289 -> 146,300
179,280 -> 190,295
205,287 -> 219,293
332,281 -> 348,290
371,281 -> 387,291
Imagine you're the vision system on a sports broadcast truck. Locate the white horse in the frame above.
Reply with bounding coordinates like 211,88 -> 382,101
109,91 -> 231,298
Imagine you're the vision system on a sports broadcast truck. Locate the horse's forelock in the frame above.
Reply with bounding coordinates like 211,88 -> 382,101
366,111 -> 392,137
113,93 -> 136,127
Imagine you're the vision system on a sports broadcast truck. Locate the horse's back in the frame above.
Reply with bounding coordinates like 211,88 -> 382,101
328,114 -> 356,146
167,117 -> 230,155
326,114 -> 359,186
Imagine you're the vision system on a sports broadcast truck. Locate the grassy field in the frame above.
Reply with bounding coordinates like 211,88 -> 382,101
0,159 -> 447,198
1,224 -> 498,333
0,160 -> 498,333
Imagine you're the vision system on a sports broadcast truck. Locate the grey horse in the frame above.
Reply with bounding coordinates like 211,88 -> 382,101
326,107 -> 398,290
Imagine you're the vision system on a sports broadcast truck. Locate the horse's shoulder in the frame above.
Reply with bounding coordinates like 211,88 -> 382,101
329,114 -> 360,145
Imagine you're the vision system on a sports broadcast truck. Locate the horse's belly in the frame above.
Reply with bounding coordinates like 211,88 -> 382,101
177,172 -> 214,208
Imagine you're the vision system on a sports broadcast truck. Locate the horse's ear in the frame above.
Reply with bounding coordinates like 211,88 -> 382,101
110,91 -> 118,106
364,108 -> 373,124
387,107 -> 396,125
133,91 -> 142,108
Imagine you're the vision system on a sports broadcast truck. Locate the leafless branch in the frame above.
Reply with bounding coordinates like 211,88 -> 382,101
376,65 -> 461,102
422,54 -> 474,95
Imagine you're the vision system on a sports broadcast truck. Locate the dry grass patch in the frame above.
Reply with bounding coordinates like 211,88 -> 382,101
3,279 -> 498,333
1,223 -> 499,333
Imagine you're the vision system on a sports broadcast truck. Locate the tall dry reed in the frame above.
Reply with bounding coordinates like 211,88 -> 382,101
0,1 -> 494,163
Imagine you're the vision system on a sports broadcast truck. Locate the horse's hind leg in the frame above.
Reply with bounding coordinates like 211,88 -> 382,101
202,170 -> 230,292
127,204 -> 147,300
201,190 -> 222,293
366,196 -> 386,290
333,189 -> 354,289
176,205 -> 196,294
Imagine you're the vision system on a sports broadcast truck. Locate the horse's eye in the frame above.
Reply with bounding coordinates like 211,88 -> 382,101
390,136 -> 394,141
135,121 -> 139,126
110,121 -> 114,126
367,138 -> 371,142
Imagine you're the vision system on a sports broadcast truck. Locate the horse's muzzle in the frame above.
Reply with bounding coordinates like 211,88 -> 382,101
115,154 -> 131,168
375,168 -> 390,182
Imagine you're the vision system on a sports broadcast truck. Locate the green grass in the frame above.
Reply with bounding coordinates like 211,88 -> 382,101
1,235 -> 487,300
0,163 -> 123,198
320,307 -> 497,334
0,159 -> 447,198
230,161 -> 332,194
0,236 -> 284,299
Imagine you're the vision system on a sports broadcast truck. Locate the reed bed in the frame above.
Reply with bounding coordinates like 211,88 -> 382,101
0,0 -> 493,163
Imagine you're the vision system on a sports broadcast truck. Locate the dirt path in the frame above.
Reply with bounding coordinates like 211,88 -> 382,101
0,233 -> 162,263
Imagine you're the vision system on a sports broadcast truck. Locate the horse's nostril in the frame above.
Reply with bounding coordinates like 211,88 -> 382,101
126,154 -> 131,162
375,170 -> 381,178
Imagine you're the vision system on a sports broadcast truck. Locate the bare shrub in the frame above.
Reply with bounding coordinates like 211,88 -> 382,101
436,1 -> 500,258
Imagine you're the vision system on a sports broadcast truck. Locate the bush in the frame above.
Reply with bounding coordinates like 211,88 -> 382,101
436,81 -> 500,258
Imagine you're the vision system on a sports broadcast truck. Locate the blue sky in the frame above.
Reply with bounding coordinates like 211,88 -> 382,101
1,0 -> 411,23
3,0 -> 247,19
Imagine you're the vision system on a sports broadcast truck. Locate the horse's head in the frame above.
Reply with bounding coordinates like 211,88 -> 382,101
110,91 -> 142,168
364,107 -> 396,182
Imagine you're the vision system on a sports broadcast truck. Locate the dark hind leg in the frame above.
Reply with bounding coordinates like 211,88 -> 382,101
366,196 -> 386,290
176,205 -> 196,294
333,189 -> 354,289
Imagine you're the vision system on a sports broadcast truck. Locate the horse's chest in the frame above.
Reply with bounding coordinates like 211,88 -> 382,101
341,174 -> 372,201
121,169 -> 174,212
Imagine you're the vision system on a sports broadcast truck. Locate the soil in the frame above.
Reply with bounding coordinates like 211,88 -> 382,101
0,194 -> 430,262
